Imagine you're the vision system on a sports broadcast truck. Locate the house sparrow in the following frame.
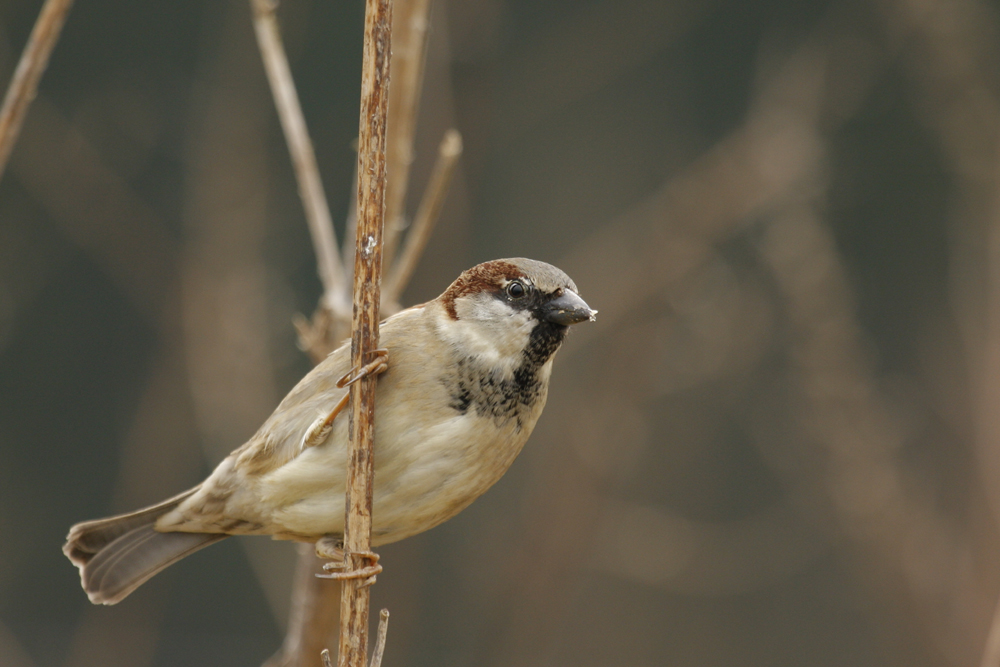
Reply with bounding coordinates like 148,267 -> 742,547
64,258 -> 595,605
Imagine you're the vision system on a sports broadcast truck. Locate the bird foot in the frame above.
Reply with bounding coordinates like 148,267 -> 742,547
336,349 -> 389,389
317,547 -> 382,587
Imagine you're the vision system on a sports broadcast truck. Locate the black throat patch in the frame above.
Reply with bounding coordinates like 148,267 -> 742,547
444,320 -> 568,429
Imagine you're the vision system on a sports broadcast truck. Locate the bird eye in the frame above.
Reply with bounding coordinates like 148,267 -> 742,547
506,281 -> 527,299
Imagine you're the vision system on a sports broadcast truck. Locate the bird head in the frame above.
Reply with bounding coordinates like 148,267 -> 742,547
437,258 -> 596,371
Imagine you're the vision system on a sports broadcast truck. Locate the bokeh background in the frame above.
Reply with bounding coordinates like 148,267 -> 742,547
3,0 -> 1000,665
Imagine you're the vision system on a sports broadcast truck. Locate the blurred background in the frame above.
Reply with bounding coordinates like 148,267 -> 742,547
2,0 -> 1000,665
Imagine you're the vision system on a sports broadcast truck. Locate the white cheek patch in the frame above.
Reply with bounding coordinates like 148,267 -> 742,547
438,293 -> 535,371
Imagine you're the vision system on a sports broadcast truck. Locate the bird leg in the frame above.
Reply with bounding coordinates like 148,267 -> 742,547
302,349 -> 389,450
312,350 -> 389,585
302,393 -> 350,449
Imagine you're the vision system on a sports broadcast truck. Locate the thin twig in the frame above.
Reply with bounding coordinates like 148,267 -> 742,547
321,649 -> 333,667
251,0 -> 347,311
0,0 -> 75,182
381,0 -> 432,268
384,128 -> 461,304
338,1 -> 392,666
978,141 -> 1000,667
370,610 -> 390,667
981,590 -> 1000,667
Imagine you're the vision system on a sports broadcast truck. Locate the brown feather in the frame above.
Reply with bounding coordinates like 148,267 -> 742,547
63,487 -> 226,605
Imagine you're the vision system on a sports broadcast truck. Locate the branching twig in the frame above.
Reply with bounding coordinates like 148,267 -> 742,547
381,0 -> 432,268
258,0 -> 442,662
0,0 -> 75,182
384,128 -> 462,305
338,1 -> 392,666
250,2 -> 356,663
251,0 -> 348,313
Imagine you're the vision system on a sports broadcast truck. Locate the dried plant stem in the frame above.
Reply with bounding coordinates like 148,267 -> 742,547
381,0 -> 432,267
369,610 -> 389,667
251,0 -> 346,310
977,144 -> 1000,667
981,591 -> 1000,667
262,543 -> 341,667
338,1 -> 392,666
384,128 -> 462,303
0,0 -> 75,182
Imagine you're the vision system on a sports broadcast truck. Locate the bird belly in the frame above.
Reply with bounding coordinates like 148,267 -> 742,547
262,407 -> 538,543
370,410 -> 534,545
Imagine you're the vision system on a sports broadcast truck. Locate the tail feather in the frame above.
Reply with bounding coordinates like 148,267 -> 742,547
83,527 -> 224,605
64,487 -> 227,605
64,487 -> 200,566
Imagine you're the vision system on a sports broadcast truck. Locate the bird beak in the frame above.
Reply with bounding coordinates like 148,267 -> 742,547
543,289 -> 597,326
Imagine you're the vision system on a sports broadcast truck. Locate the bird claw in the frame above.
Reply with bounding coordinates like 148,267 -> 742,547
304,350 -> 389,449
317,549 -> 382,587
337,349 -> 389,389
